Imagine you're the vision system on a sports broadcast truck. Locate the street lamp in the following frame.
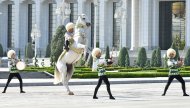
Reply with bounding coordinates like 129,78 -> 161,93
114,0 -> 126,49
31,24 -> 41,58
55,0 -> 71,25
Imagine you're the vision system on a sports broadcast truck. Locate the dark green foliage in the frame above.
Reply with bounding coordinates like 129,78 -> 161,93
151,50 -> 157,67
76,57 -> 85,67
96,42 -> 99,48
87,55 -> 93,68
118,47 -> 127,67
45,44 -> 51,57
18,49 -> 21,59
171,42 -> 180,60
25,43 -> 34,59
156,47 -> 162,67
50,25 -> 66,62
125,49 -> 130,67
105,46 -> 110,60
0,43 -> 3,57
4,51 -> 7,56
172,35 -> 185,50
164,54 -> 168,68
137,47 -> 147,67
184,48 -> 190,66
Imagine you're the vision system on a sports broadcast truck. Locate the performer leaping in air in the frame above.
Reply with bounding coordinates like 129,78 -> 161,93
162,48 -> 189,96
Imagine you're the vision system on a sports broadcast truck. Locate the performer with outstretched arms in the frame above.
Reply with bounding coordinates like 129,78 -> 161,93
162,48 -> 189,96
2,50 -> 25,93
92,48 -> 115,100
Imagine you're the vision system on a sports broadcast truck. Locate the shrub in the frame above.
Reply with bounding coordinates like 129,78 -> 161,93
137,47 -> 147,67
45,44 -> 51,57
0,43 -> 3,57
156,47 -> 162,67
125,49 -> 130,67
171,38 -> 180,60
87,55 -> 93,68
51,25 -> 66,62
105,46 -> 110,60
25,43 -> 34,59
184,48 -> 190,66
118,47 -> 127,67
151,49 -> 157,67
18,49 -> 21,59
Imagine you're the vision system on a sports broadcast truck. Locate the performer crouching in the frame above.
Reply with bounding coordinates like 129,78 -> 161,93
2,50 -> 25,93
92,48 -> 115,100
162,48 -> 188,96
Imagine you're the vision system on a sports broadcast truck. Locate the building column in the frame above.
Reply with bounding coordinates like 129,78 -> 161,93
186,0 -> 190,48
126,0 -> 132,48
121,0 -> 127,48
139,0 -> 152,50
130,0 -> 139,50
152,0 -> 159,49
78,0 -> 86,14
0,2 -> 8,51
14,0 -> 23,54
36,0 -> 49,57
99,0 -> 107,49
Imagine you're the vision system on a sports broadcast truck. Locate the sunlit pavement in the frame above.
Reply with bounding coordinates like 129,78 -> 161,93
0,83 -> 190,108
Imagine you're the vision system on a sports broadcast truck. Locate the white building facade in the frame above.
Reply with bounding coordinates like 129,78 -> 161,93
0,0 -> 190,57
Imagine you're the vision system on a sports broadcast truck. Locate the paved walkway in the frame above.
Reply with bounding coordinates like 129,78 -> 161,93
0,77 -> 190,87
0,83 -> 190,108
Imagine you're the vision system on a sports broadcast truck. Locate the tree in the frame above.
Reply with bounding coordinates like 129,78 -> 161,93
87,55 -> 93,68
156,47 -> 162,67
151,49 -> 157,67
118,47 -> 127,67
184,48 -> 190,66
25,43 -> 34,59
51,25 -> 66,62
18,49 -> 21,59
0,43 -> 3,57
171,42 -> 180,60
45,44 -> 51,57
137,47 -> 147,67
105,46 -> 110,60
125,49 -> 130,67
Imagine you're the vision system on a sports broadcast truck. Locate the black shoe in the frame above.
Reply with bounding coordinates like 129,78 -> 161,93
110,96 -> 115,100
20,91 -> 26,93
162,94 -> 165,96
2,91 -> 6,93
183,94 -> 189,96
93,96 -> 98,99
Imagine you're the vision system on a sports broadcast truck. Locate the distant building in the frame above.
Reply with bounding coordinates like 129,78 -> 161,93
0,0 -> 190,57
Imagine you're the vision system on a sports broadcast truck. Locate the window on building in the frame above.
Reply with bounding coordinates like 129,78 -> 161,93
159,1 -> 186,50
113,2 -> 120,49
172,2 -> 185,40
49,3 -> 53,43
7,4 -> 12,48
91,3 -> 95,48
70,3 -> 78,23
28,4 -> 33,43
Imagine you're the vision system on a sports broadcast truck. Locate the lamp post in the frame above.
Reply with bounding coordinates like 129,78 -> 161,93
114,0 -> 126,50
31,24 -> 41,59
55,0 -> 71,25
